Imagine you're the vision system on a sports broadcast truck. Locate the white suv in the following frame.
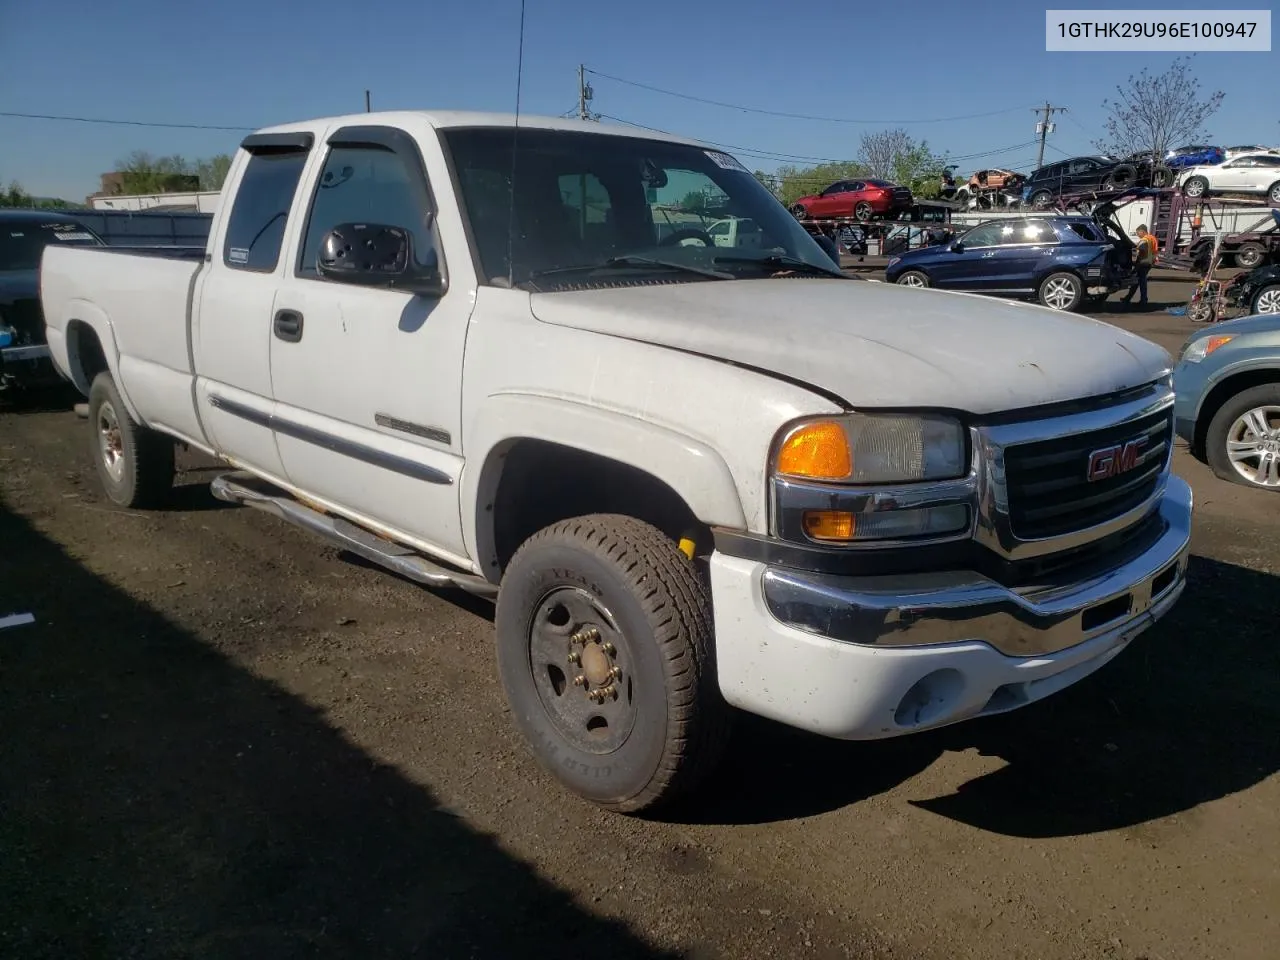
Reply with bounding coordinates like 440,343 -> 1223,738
1179,153 -> 1280,203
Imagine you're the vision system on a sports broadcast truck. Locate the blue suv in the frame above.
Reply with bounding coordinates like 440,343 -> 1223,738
884,216 -> 1127,312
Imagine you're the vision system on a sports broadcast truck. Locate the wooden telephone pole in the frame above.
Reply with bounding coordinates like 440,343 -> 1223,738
1033,102 -> 1067,169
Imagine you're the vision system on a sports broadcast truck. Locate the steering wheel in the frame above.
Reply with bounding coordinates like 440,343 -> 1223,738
659,228 -> 714,247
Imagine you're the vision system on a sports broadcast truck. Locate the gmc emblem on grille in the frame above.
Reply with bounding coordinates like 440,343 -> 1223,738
1086,436 -> 1149,482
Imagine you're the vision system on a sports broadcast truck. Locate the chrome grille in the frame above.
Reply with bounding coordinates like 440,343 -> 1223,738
1002,407 -> 1173,540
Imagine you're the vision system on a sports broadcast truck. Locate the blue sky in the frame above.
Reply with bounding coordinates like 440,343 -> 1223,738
1,0 -> 1275,200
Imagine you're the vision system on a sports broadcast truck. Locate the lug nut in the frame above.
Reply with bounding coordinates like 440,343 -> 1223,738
599,684 -> 617,700
608,666 -> 622,681
583,627 -> 600,643
573,675 -> 588,688
601,641 -> 616,656
567,650 -> 581,664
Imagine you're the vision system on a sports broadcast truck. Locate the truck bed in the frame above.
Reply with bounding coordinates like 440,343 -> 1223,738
41,244 -> 205,444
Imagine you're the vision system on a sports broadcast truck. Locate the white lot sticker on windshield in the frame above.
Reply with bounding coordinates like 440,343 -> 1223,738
228,247 -> 249,264
705,150 -> 748,173
51,232 -> 95,241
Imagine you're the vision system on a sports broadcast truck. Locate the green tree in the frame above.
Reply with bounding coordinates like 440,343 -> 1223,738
679,189 -> 709,214
859,129 -> 945,198
194,154 -> 233,190
0,180 -> 73,209
774,160 -> 869,207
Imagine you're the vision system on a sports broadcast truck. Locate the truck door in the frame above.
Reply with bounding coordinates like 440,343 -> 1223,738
194,133 -> 314,482
268,124 -> 472,563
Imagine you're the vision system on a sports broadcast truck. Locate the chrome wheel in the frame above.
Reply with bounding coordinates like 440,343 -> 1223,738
1041,276 -> 1079,310
97,400 -> 126,483
528,586 -> 635,755
1226,406 -> 1280,487
1270,183 -> 1280,204
1256,288 -> 1280,314
1183,178 -> 1206,198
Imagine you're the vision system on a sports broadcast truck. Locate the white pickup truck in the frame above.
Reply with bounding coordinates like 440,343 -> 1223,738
42,111 -> 1191,813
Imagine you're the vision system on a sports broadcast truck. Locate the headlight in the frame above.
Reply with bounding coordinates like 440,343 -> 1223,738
1180,334 -> 1234,363
775,413 -> 967,484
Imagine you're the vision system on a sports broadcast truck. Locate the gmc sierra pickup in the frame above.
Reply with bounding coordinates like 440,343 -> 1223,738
41,111 -> 1191,813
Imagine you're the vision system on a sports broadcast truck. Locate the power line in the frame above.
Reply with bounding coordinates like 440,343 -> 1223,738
0,110 -> 253,131
1032,102 -> 1068,169
586,68 -> 1038,125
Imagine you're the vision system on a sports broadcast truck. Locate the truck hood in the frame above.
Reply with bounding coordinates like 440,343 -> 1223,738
529,279 -> 1171,414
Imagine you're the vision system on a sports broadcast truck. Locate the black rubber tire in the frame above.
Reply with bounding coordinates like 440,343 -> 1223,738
1037,271 -> 1084,312
1030,190 -> 1053,210
1205,383 -> 1280,490
1235,243 -> 1266,269
853,201 -> 874,222
495,514 -> 731,814
790,204 -> 808,220
1183,176 -> 1209,199
1252,284 -> 1280,315
1104,163 -> 1137,190
1150,164 -> 1174,188
896,270 -> 931,288
87,372 -> 174,508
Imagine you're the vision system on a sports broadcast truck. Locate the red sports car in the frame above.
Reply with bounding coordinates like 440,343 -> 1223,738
791,178 -> 914,221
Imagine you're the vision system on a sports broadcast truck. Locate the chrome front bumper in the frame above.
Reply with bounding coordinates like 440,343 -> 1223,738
762,475 -> 1192,659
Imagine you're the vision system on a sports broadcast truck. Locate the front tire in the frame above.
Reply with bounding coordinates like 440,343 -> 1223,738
853,201 -> 874,222
1030,190 -> 1053,210
1269,182 -> 1280,205
495,515 -> 730,813
1038,272 -> 1083,311
790,204 -> 808,220
896,270 -> 930,288
87,372 -> 174,508
1206,384 -> 1280,490
1252,284 -> 1280,315
1183,176 -> 1209,199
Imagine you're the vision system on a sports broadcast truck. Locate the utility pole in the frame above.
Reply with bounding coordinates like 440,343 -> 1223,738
365,90 -> 371,113
1033,102 -> 1067,169
577,64 -> 595,121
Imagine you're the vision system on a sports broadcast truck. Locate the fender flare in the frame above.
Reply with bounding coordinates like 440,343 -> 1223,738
61,301 -> 144,423
461,392 -> 748,573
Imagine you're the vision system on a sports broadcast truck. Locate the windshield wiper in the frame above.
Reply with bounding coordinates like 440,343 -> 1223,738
712,253 -> 844,278
526,255 -> 733,284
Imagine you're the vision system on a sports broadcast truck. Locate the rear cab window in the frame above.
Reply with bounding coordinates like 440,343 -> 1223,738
222,143 -> 310,272
1,221 -> 102,271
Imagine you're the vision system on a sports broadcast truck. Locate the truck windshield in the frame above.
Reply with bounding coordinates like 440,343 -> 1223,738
441,127 -> 842,287
1,221 -> 103,271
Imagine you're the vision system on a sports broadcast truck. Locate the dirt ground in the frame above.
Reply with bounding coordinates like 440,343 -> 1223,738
2,284 -> 1277,960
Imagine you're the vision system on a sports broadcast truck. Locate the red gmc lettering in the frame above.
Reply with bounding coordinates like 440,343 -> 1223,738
1087,437 -> 1149,482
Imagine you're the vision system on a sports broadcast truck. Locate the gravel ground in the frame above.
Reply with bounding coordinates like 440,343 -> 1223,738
1,288 -> 1277,960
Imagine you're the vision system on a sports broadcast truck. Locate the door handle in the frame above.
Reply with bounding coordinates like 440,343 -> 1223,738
274,309 -> 304,343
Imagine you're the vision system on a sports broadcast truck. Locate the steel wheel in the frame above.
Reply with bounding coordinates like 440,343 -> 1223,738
1225,406 -> 1280,487
96,399 -> 126,484
528,586 -> 635,754
1255,287 -> 1280,314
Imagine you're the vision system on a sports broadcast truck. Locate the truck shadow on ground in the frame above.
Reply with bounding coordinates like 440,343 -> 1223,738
0,499 -> 675,960
686,554 -> 1280,836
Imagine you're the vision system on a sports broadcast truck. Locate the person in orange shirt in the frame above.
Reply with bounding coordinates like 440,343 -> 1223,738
1122,225 -> 1156,308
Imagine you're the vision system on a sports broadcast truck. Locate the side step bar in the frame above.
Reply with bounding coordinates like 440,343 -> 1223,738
210,471 -> 498,599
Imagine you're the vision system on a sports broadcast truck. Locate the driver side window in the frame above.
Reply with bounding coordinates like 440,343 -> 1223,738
298,143 -> 434,278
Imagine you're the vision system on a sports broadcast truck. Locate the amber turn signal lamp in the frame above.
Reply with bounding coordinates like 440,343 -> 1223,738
776,421 -> 852,480
1203,335 -> 1234,357
802,510 -> 855,541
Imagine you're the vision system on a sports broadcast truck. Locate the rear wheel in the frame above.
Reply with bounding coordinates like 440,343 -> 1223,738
1253,284 -> 1280,315
853,201 -> 874,222
1206,385 -> 1280,490
87,372 -> 174,508
495,515 -> 730,813
896,270 -> 930,288
1150,164 -> 1174,188
1038,272 -> 1083,311
1269,182 -> 1280,205
790,204 -> 808,220
1234,243 -> 1266,269
1030,190 -> 1053,210
1103,163 -> 1136,190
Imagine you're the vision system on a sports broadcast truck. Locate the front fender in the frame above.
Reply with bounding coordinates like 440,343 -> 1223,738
461,392 -> 748,570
